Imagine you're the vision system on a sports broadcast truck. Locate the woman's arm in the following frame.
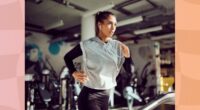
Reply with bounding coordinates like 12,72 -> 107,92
120,43 -> 135,77
123,57 -> 135,76
64,44 -> 82,74
120,43 -> 130,58
64,44 -> 88,83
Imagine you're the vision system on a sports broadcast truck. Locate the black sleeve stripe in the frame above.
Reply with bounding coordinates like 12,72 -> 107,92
64,44 -> 83,74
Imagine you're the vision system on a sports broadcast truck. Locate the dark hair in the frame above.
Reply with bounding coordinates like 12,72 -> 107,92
95,11 -> 115,35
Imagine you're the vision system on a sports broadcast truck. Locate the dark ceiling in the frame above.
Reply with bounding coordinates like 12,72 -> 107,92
26,0 -> 175,49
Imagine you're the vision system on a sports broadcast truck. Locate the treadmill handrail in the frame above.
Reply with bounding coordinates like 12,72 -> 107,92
138,92 -> 175,110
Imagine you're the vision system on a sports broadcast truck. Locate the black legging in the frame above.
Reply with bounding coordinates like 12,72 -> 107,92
78,86 -> 110,110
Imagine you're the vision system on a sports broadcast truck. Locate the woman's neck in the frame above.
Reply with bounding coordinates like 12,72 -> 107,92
98,33 -> 109,43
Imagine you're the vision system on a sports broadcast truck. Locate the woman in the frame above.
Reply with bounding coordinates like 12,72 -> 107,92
64,11 -> 134,110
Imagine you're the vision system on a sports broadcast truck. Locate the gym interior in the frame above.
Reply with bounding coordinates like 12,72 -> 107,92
25,0 -> 175,110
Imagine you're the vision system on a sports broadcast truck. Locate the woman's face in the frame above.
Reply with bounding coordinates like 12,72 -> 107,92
98,15 -> 117,38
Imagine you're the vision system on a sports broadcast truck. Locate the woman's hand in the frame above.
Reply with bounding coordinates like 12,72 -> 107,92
72,71 -> 88,83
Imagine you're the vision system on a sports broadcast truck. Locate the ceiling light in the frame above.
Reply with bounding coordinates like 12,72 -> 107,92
44,20 -> 64,31
134,26 -> 163,35
74,33 -> 80,38
117,16 -> 143,27
151,33 -> 175,40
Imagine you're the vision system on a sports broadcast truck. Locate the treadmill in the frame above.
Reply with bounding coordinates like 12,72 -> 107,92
138,92 -> 175,110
